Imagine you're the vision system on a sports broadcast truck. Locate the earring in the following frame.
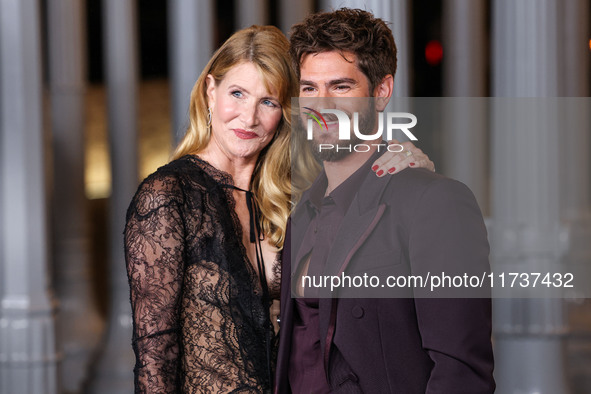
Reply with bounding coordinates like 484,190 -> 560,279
207,107 -> 212,127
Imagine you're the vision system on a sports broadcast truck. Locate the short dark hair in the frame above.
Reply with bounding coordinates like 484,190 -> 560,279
289,8 -> 397,92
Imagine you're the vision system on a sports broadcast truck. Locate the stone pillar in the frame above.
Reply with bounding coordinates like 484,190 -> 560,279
441,0 -> 488,214
492,0 -> 559,97
387,0 -> 411,98
491,0 -> 569,392
168,0 -> 214,145
236,0 -> 268,29
0,0 -> 58,393
322,0 -> 412,97
443,0 -> 486,97
47,0 -> 104,392
279,0 -> 314,35
87,0 -> 137,392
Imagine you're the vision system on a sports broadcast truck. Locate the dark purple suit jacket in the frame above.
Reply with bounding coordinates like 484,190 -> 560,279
276,168 -> 495,393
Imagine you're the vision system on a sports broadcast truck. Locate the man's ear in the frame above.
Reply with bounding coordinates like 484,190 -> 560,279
374,74 -> 393,111
205,74 -> 216,108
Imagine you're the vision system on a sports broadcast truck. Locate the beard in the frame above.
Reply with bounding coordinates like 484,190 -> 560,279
305,105 -> 377,162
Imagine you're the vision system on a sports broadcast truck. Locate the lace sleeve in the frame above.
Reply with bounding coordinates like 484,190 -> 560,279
124,174 -> 188,393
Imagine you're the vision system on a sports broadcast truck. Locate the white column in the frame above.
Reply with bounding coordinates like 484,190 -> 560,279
443,0 -> 486,97
323,0 -> 412,97
279,0 -> 314,35
47,0 -> 104,392
0,0 -> 58,393
441,0 -> 488,214
491,0 -> 569,392
87,0 -> 137,392
492,0 -> 559,97
387,0 -> 411,98
168,0 -> 214,145
236,0 -> 268,29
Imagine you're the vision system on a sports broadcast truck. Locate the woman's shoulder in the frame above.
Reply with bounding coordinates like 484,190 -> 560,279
127,155 -> 209,217
159,154 -> 232,186
141,155 -> 218,190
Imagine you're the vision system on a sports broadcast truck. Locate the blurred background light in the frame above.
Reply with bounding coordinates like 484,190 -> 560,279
425,39 -> 443,66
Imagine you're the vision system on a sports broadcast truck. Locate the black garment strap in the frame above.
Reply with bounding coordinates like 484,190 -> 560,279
220,183 -> 273,387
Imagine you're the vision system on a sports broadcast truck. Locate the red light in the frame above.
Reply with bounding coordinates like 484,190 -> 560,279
425,40 -> 443,66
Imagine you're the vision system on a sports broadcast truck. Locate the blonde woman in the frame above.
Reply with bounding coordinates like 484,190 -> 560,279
125,25 -> 294,393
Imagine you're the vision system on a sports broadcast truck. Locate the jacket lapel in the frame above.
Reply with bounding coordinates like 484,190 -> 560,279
323,172 -> 390,282
323,203 -> 387,280
320,172 -> 393,377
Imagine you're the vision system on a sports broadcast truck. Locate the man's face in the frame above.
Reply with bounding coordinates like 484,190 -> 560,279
298,51 -> 376,162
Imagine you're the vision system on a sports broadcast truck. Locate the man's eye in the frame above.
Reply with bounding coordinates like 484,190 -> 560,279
335,85 -> 350,91
301,86 -> 315,92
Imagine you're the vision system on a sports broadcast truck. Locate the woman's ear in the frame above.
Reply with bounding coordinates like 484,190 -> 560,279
374,74 -> 393,112
205,74 -> 216,108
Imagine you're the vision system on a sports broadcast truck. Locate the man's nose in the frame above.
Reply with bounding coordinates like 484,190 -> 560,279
317,86 -> 335,97
316,88 -> 337,109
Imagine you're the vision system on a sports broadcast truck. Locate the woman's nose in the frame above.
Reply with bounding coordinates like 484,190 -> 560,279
241,100 -> 258,127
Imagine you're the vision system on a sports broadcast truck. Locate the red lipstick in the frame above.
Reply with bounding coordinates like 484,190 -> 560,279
233,129 -> 258,139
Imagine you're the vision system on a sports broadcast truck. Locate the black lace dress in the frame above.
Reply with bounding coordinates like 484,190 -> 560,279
125,155 -> 281,393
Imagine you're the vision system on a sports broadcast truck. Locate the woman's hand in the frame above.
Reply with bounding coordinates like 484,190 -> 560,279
371,140 -> 435,177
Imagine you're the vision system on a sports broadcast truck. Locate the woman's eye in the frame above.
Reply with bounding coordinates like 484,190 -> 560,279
231,90 -> 243,98
262,99 -> 278,108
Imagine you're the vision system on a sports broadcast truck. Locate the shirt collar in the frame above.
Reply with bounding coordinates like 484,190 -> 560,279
305,148 -> 382,214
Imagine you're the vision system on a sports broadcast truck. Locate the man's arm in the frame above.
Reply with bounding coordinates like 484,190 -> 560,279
409,178 -> 495,393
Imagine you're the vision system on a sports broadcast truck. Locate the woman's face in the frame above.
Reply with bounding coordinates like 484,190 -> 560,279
206,61 -> 283,162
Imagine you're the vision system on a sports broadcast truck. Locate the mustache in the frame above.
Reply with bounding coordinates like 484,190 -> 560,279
316,113 -> 340,122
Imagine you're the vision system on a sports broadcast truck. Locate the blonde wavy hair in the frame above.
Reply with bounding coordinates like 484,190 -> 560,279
172,25 -> 297,249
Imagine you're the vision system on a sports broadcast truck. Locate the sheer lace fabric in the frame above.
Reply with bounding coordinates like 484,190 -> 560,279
125,155 -> 280,393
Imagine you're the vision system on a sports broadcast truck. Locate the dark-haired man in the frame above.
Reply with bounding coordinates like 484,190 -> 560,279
276,8 -> 495,393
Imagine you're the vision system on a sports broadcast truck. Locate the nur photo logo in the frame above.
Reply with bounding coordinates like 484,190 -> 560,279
303,106 -> 328,131
302,104 -> 419,153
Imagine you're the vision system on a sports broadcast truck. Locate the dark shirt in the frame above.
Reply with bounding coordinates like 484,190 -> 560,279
289,150 -> 381,393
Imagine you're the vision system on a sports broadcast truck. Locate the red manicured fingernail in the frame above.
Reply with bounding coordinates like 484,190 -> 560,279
388,167 -> 396,173
372,165 -> 379,171
409,162 -> 415,167
377,170 -> 384,176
